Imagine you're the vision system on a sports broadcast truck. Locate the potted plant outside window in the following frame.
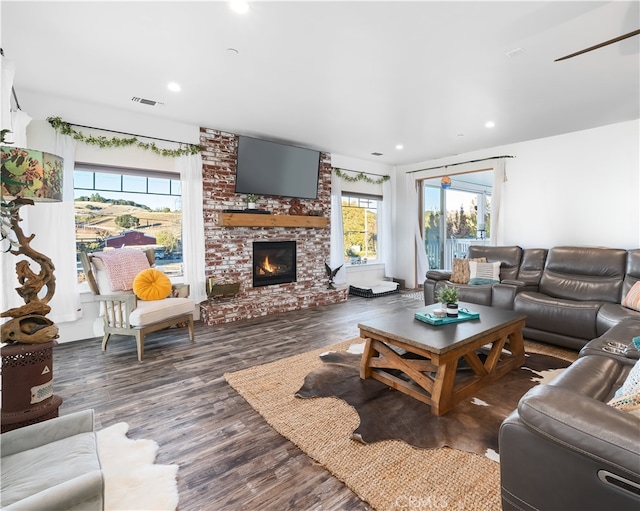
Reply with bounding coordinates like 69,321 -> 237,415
435,285 -> 459,317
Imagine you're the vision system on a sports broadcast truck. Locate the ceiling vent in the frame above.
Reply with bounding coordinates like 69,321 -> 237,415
505,48 -> 526,58
371,152 -> 384,156
131,97 -> 164,106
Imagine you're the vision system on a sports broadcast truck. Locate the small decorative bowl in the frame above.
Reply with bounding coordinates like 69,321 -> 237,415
433,309 -> 447,318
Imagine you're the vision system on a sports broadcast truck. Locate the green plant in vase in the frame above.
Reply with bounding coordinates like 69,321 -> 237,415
246,194 -> 259,209
435,285 -> 459,317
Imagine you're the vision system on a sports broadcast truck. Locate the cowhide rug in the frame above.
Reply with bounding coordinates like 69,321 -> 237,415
295,345 -> 569,460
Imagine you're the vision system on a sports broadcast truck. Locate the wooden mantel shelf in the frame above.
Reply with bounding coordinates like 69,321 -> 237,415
217,213 -> 328,228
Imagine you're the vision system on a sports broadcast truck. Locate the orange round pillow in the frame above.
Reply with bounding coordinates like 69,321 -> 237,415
133,268 -> 172,301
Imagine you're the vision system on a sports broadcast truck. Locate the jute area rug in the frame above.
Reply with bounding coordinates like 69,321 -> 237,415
97,422 -> 179,510
224,338 -> 577,511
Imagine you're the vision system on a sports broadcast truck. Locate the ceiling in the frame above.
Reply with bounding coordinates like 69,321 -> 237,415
2,1 -> 639,166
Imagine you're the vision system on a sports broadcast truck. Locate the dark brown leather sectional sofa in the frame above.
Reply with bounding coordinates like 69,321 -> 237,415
424,245 -> 640,510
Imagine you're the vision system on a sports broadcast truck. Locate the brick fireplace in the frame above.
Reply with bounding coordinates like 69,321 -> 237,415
199,128 -> 347,326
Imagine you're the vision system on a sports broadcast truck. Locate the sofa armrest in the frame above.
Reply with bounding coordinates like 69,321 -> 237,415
426,270 -> 451,281
492,281 -> 538,309
4,470 -> 104,511
518,385 -> 640,477
1,410 -> 95,457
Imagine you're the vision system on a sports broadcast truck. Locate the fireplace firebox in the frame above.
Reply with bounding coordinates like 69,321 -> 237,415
253,241 -> 297,287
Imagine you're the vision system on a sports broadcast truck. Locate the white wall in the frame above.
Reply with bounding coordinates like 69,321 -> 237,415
18,91 -> 200,170
392,119 -> 640,288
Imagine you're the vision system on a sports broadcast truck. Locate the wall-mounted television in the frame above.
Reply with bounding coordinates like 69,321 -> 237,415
235,135 -> 320,199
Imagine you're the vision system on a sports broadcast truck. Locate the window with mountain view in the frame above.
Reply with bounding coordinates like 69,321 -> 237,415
342,194 -> 379,263
74,165 -> 183,282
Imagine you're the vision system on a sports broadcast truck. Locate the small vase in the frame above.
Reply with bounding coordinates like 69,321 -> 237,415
247,202 -> 256,210
446,303 -> 459,318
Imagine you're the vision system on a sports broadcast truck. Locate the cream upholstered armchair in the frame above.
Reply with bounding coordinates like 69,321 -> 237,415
80,248 -> 195,361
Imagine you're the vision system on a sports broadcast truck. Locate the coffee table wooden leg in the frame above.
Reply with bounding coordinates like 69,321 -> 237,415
430,358 -> 459,416
360,337 -> 374,379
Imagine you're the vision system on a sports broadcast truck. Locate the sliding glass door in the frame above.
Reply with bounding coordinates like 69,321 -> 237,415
421,171 -> 492,270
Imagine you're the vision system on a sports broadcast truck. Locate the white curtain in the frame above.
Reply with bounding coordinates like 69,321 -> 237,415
329,170 -> 346,284
45,131 -> 82,322
378,177 -> 394,278
406,173 -> 429,281
490,159 -> 506,246
177,153 -> 207,306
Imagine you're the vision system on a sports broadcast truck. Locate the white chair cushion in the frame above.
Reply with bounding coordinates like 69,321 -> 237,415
129,297 -> 194,326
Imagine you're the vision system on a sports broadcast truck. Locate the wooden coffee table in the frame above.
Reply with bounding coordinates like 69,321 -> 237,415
358,302 -> 526,416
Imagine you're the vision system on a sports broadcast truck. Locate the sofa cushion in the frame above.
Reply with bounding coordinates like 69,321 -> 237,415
92,249 -> 151,292
129,297 -> 194,326
608,359 -> 640,417
596,303 -> 640,335
133,268 -> 172,301
450,257 -> 485,284
538,246 -> 627,302
468,277 -> 499,285
515,291 -> 601,341
467,245 -> 522,281
622,281 -> 640,311
469,260 -> 500,281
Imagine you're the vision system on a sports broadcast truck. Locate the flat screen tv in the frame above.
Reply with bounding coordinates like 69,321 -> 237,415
235,135 -> 320,199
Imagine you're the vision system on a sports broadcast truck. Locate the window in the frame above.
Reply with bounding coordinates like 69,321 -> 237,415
342,194 -> 379,263
421,170 -> 492,270
74,165 -> 183,281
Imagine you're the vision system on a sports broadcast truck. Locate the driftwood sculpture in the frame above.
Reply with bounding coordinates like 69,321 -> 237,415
1,198 -> 59,343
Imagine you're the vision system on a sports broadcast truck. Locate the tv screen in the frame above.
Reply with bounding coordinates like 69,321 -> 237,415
235,136 -> 320,199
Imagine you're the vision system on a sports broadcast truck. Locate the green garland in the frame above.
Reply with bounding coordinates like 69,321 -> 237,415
47,116 -> 201,157
333,167 -> 390,185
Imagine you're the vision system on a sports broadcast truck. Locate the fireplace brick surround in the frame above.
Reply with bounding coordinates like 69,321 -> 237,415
199,128 -> 347,326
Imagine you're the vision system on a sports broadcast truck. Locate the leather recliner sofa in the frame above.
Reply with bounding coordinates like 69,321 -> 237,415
499,319 -> 640,511
424,245 -> 640,350
423,245 -> 525,306
513,247 -> 639,350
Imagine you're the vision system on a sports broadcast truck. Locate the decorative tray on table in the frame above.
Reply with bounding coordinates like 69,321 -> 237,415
414,308 -> 480,326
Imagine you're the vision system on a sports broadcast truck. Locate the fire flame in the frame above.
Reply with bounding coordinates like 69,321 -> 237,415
262,256 -> 276,274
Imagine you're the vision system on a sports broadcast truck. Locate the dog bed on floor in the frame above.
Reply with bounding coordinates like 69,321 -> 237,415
349,280 -> 400,298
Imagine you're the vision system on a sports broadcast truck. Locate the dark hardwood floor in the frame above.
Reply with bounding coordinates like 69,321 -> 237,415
53,291 -> 426,511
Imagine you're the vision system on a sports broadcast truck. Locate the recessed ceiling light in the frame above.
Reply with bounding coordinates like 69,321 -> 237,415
485,121 -> 495,128
167,82 -> 181,92
395,144 -> 403,150
229,1 -> 249,14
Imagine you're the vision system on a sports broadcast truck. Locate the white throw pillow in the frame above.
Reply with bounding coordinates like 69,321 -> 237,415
468,261 -> 501,281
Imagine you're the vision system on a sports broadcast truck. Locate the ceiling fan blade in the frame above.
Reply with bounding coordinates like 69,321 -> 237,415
555,29 -> 640,62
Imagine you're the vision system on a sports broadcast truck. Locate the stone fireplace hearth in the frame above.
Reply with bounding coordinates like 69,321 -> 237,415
199,128 -> 347,326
